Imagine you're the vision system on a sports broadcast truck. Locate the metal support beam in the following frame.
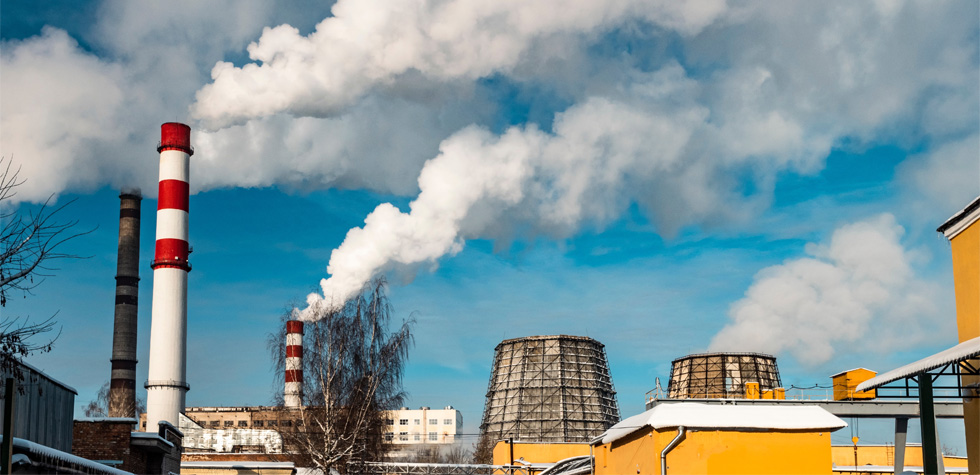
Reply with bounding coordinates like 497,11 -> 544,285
894,417 -> 907,475
918,375 -> 939,475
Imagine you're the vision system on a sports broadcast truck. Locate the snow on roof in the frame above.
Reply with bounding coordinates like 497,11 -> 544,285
829,367 -> 876,378
130,431 -> 175,448
5,436 -> 133,475
74,417 -> 138,423
857,336 -> 980,392
181,461 -> 295,469
937,195 -> 980,239
594,402 -> 847,445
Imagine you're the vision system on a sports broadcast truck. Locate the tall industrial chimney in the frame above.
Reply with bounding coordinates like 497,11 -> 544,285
284,321 -> 303,407
145,122 -> 193,433
108,190 -> 142,418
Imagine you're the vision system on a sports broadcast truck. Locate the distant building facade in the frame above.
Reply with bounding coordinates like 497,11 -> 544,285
384,406 -> 463,445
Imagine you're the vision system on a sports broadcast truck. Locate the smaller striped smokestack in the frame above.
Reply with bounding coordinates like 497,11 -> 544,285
285,321 -> 303,407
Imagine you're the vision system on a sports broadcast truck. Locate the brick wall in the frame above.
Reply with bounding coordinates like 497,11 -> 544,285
72,420 -> 147,474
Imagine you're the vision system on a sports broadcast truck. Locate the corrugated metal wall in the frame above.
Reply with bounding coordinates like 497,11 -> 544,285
0,361 -> 77,452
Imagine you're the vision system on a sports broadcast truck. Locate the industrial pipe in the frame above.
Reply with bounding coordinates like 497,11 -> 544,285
285,320 -> 304,407
108,190 -> 141,418
660,426 -> 686,475
145,122 -> 193,433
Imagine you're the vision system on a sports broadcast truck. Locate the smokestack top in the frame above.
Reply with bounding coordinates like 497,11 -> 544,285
286,320 -> 304,334
158,122 -> 194,155
119,187 -> 142,199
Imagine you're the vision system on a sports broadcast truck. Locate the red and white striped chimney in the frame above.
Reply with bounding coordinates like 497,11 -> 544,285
145,122 -> 193,433
285,320 -> 303,407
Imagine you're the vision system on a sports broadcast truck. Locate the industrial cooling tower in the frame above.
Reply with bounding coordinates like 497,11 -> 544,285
667,352 -> 782,399
480,335 -> 620,443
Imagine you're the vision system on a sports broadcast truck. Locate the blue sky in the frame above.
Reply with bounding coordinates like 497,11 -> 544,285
2,0 -> 978,453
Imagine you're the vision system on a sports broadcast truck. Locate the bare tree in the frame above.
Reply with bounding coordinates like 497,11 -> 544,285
0,157 -> 89,386
83,381 -> 146,418
269,278 -> 414,473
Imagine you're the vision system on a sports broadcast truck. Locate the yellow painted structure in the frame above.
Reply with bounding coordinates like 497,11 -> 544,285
491,441 -> 590,466
594,427 -> 833,475
830,368 -> 877,400
938,196 -> 980,474
830,445 -> 968,469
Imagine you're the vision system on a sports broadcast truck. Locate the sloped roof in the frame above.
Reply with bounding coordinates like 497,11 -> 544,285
856,336 -> 980,392
936,195 -> 980,239
594,402 -> 846,445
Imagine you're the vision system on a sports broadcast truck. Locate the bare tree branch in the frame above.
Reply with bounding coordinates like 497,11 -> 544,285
0,156 -> 91,390
269,278 -> 414,473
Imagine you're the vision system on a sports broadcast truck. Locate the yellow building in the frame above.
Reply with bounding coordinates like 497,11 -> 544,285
591,402 -> 846,475
491,440 -> 591,467
830,368 -> 877,401
937,195 -> 980,473
830,444 -> 968,472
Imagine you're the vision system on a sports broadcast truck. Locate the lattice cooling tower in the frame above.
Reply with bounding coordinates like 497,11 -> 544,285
667,352 -> 781,399
480,335 -> 620,443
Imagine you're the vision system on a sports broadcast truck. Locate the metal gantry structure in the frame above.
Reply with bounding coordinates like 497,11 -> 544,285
480,335 -> 620,443
667,352 -> 782,399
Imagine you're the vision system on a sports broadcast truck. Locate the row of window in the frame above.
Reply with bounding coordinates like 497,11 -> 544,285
391,418 -> 455,426
199,419 -> 302,428
385,432 -> 453,442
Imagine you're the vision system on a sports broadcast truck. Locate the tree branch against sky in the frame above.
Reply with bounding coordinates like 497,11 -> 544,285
269,279 -> 414,472
0,156 -> 91,387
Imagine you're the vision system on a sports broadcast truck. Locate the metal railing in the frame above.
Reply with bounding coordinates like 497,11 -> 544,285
358,462 -> 532,475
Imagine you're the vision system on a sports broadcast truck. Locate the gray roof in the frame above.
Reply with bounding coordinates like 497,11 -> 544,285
856,336 -> 980,392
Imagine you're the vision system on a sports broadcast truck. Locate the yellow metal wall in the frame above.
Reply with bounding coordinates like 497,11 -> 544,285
491,441 -> 591,466
831,369 -> 877,401
948,213 -> 979,473
594,427 -> 833,475
830,445 -> 968,468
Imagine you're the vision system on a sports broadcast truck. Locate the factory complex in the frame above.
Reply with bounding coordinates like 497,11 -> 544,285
0,124 -> 977,475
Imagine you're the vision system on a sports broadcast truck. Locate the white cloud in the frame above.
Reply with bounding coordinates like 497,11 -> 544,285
899,133 -> 980,211
709,214 -> 945,365
0,27 -> 128,202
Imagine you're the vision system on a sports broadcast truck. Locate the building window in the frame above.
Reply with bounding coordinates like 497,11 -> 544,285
414,434 -> 420,441
385,433 -> 394,441
399,419 -> 408,425
210,421 -> 220,427
414,419 -> 420,425
443,419 -> 452,425
254,420 -> 264,428
282,420 -> 292,427
295,420 -> 302,428
386,419 -> 394,425
399,432 -> 408,441
239,420 -> 248,428
224,420 -> 234,427
268,420 -> 277,426
429,418 -> 437,425
429,432 -> 438,441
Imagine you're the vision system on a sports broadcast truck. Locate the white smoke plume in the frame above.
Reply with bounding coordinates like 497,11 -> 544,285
191,0 -> 727,128
709,214 -> 944,365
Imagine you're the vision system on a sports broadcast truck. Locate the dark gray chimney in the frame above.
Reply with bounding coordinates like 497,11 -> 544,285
109,189 -> 141,417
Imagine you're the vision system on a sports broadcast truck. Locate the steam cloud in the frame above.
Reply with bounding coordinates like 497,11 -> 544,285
709,214 -> 944,365
1,1 -> 976,318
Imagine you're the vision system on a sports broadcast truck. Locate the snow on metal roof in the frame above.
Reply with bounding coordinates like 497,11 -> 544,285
594,402 -> 846,445
856,336 -> 980,392
181,461 -> 295,469
936,195 -> 980,239
4,436 -> 133,475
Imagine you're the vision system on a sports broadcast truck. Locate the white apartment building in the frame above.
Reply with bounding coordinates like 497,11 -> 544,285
385,406 -> 463,445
